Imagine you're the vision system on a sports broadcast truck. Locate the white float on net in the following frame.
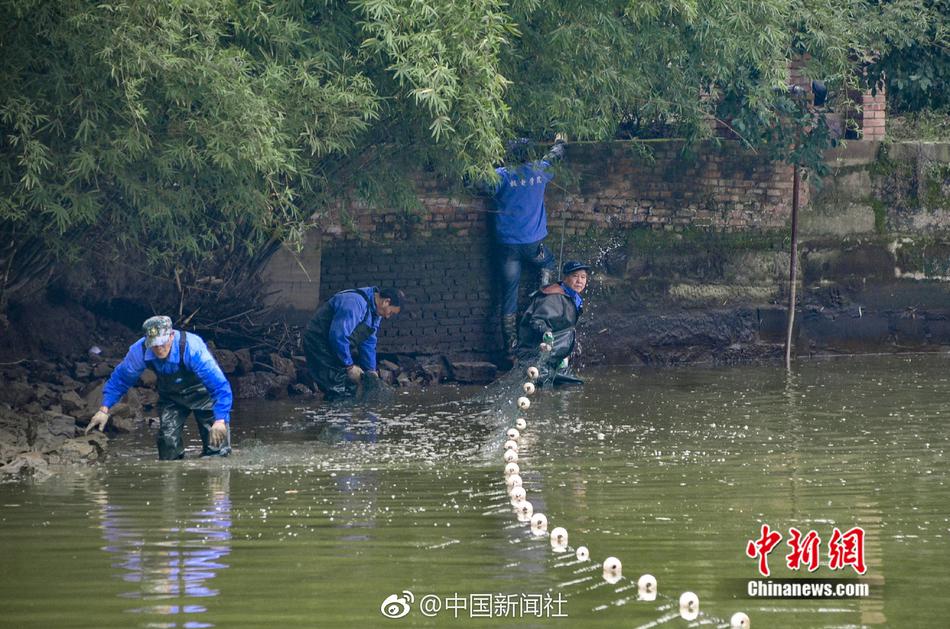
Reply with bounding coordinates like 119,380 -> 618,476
679,591 -> 699,620
530,513 -> 548,534
550,527 -> 568,552
637,573 -> 657,593
516,501 -> 533,522
509,486 -> 526,505
602,556 -> 622,579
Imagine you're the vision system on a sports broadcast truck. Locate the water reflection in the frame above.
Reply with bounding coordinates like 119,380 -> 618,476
781,369 -> 888,625
92,469 -> 232,628
311,410 -> 383,542
315,409 -> 380,445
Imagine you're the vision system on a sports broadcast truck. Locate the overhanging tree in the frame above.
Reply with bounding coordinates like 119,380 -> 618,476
1,0 -> 937,332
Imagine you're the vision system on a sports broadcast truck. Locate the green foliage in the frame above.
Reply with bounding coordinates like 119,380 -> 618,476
863,0 -> 949,113
922,162 -> 950,210
888,109 -> 950,141
0,0 -> 511,312
500,0 -> 885,173
354,0 -> 514,181
508,2 -> 835,131
0,0 -> 937,315
869,197 -> 888,233
1,1 -> 379,297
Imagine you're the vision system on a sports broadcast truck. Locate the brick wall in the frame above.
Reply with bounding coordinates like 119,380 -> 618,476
856,87 -> 887,141
311,139 -> 809,359
546,141 -> 800,234
319,235 -> 501,358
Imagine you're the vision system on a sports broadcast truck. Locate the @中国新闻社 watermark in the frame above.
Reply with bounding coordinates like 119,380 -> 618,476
380,591 -> 567,619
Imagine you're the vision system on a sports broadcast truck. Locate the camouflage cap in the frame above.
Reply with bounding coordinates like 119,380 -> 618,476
142,315 -> 173,347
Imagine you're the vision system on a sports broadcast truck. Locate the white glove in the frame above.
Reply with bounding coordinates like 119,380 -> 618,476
209,420 -> 228,447
85,410 -> 110,434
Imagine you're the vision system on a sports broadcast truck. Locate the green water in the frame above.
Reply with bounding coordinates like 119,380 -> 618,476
2,354 -> 948,628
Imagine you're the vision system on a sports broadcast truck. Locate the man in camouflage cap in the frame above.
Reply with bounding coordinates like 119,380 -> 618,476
87,315 -> 233,460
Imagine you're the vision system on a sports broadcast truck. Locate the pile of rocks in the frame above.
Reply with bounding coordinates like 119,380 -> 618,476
0,353 -> 127,480
226,350 -> 499,398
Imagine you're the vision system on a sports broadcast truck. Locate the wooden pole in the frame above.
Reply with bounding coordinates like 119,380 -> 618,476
785,165 -> 801,371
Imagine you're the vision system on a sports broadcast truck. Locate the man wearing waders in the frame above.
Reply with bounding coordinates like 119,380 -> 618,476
302,286 -> 404,400
490,135 -> 566,363
516,260 -> 590,387
86,316 -> 232,459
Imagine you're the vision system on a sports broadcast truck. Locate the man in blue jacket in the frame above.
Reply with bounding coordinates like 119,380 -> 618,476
86,315 -> 233,460
302,286 -> 405,401
491,134 -> 566,361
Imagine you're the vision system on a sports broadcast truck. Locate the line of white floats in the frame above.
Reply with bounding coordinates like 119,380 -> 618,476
502,361 -> 751,629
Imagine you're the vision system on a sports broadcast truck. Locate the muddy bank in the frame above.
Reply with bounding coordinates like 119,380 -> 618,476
577,300 -> 950,369
579,307 -> 780,366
